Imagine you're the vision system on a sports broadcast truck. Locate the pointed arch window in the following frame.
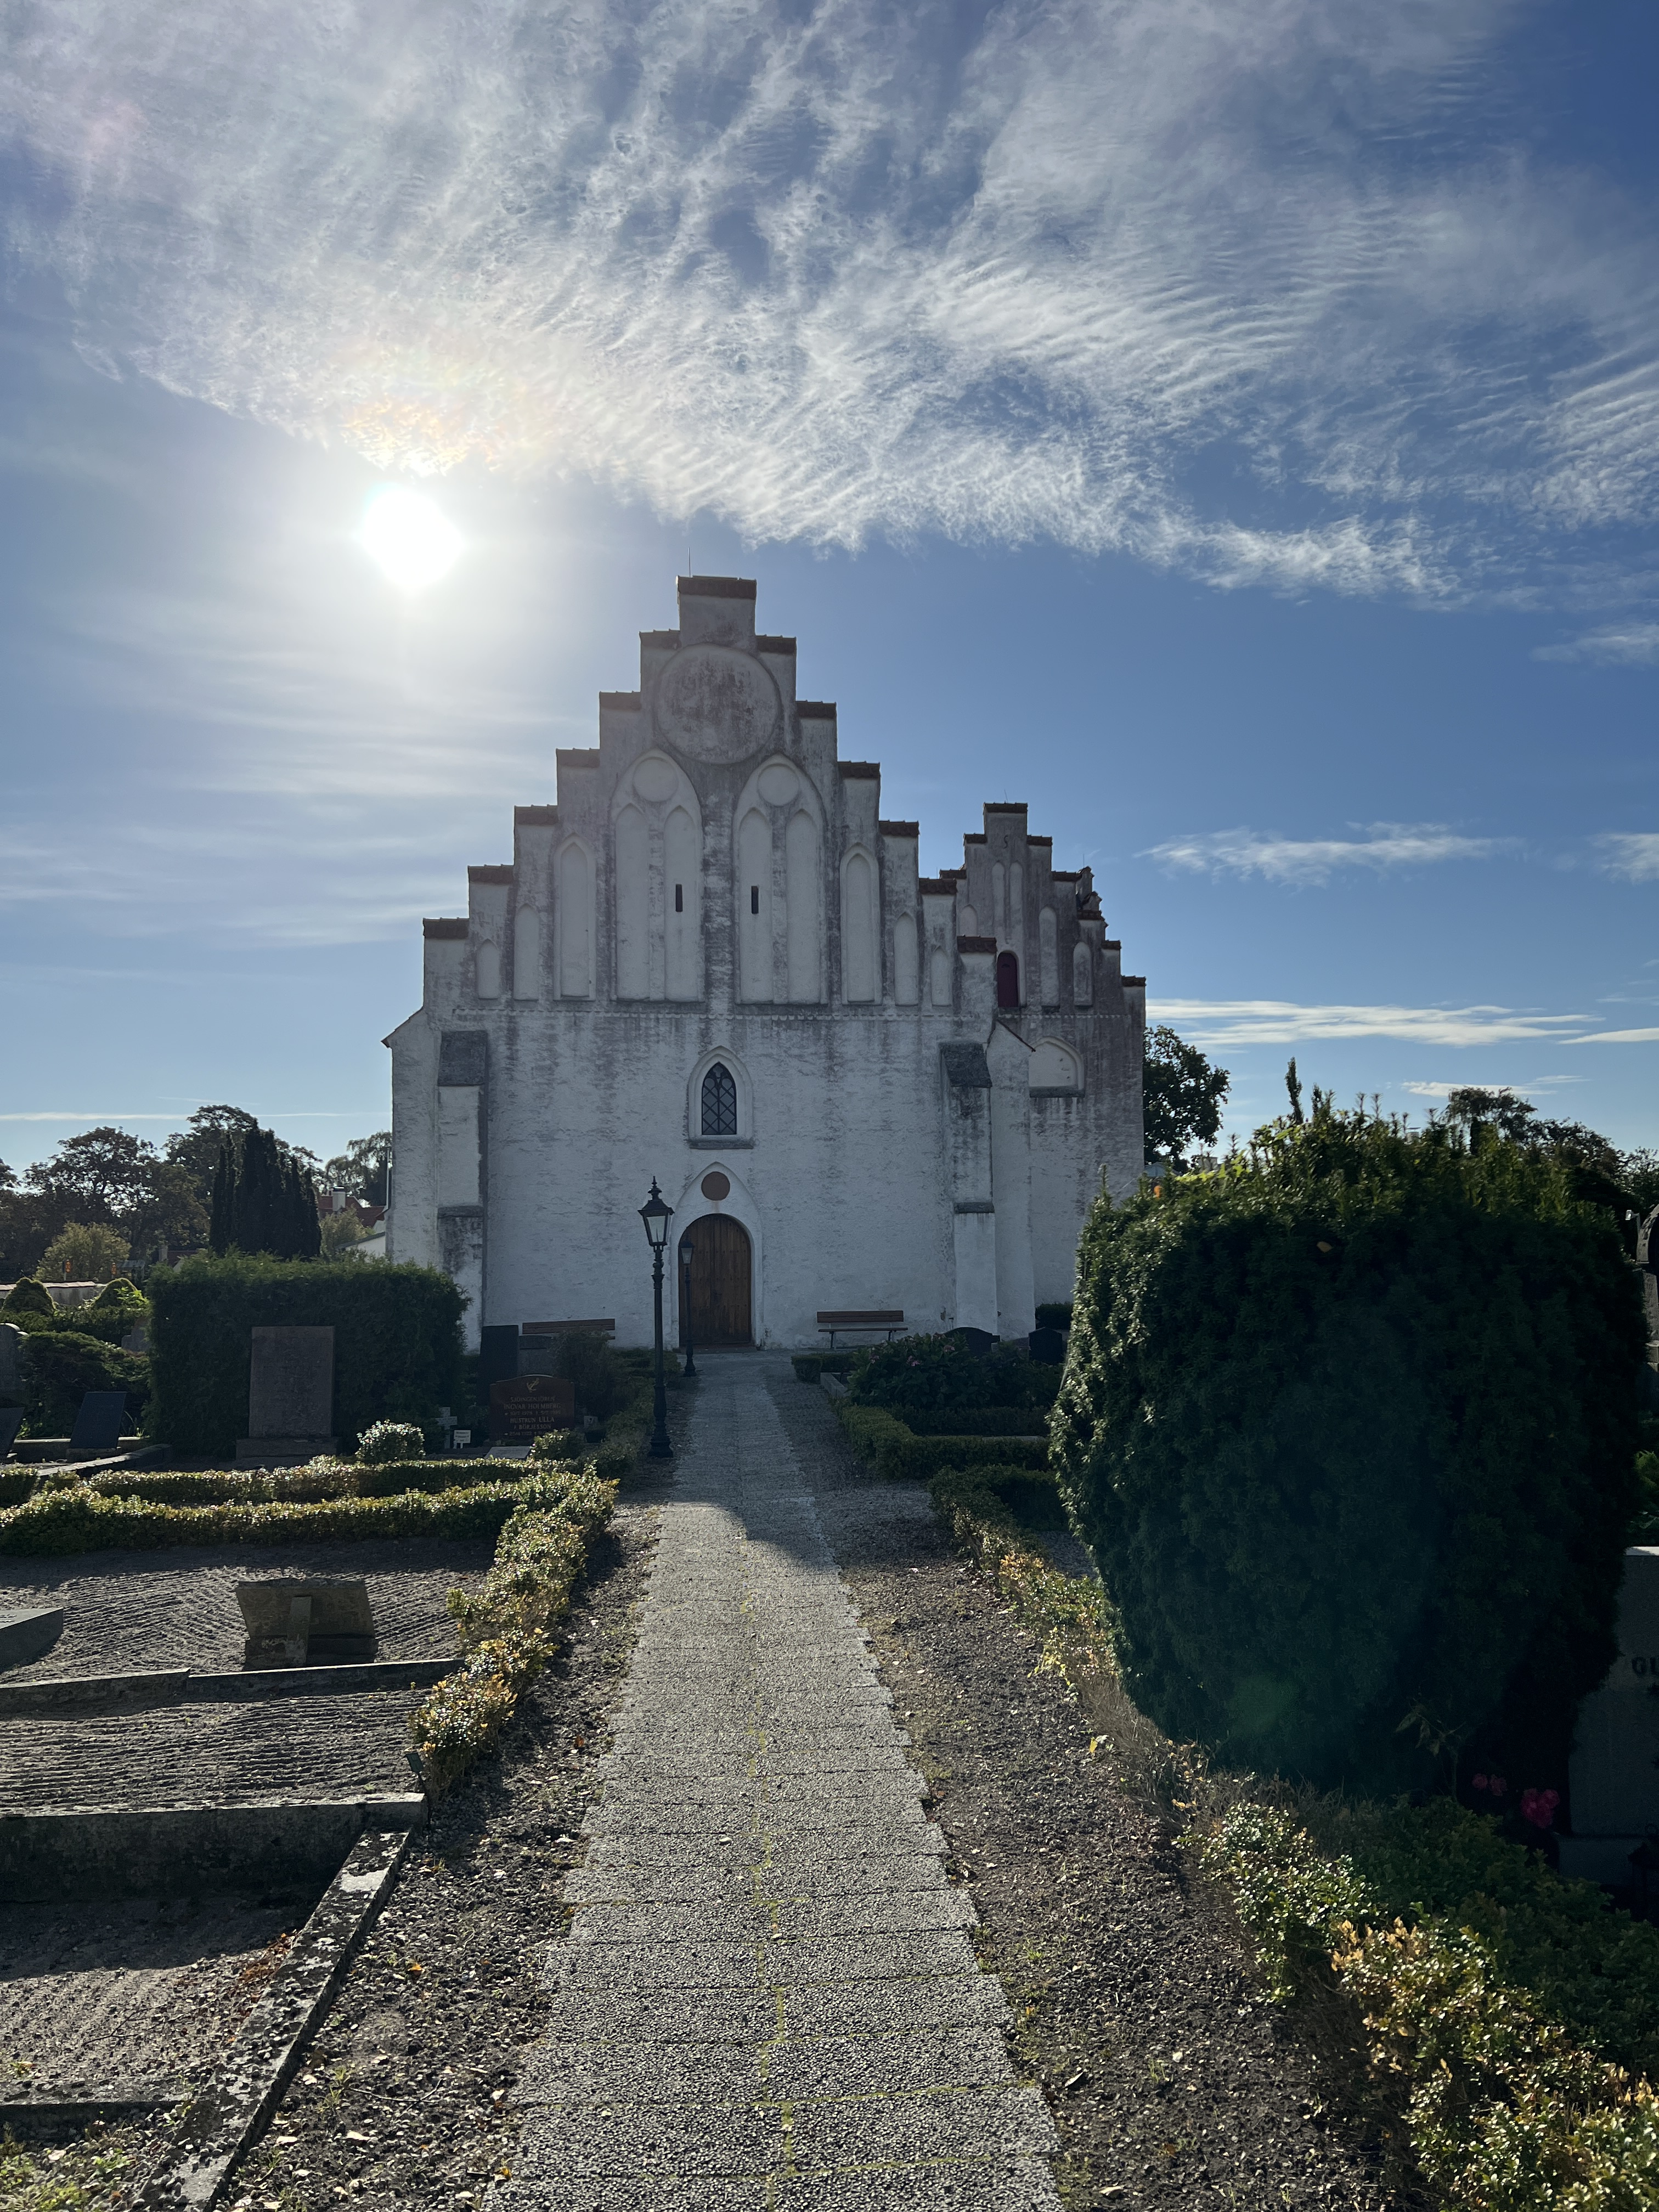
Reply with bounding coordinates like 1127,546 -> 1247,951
996,951 -> 1021,1008
700,1062 -> 738,1137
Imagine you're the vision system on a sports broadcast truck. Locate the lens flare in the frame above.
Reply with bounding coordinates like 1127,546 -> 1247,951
357,486 -> 463,592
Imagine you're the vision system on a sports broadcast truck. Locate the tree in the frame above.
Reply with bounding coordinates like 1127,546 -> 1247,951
320,1210 -> 369,1259
24,1126 -> 159,1223
210,1125 -> 322,1260
1143,1025 -> 1230,1170
41,1222 -> 131,1282
323,1132 -> 393,1206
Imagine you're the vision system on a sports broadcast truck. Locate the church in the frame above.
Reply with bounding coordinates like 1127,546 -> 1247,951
384,577 -> 1146,1351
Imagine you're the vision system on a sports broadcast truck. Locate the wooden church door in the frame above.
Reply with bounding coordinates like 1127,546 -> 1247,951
684,1215 -> 753,1347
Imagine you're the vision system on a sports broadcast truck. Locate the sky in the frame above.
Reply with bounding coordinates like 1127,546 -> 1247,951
1,0 -> 1655,1171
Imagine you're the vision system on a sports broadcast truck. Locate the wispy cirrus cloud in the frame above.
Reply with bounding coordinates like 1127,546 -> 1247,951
1595,834 -> 1659,883
1534,623 -> 1659,665
1142,823 -> 1514,885
1152,1000 -> 1593,1048
2,1 -> 1658,597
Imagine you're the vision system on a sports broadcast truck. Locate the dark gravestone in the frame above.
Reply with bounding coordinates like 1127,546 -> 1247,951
0,1405 -> 22,1461
1028,1327 -> 1065,1365
480,1325 -> 520,1395
490,1374 -> 577,1442
0,1323 -> 27,1403
946,1327 -> 996,1357
68,1391 -> 128,1453
236,1325 -> 336,1466
237,1578 -> 376,1668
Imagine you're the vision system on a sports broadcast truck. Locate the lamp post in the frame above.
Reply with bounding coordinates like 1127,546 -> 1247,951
678,1233 -> 697,1378
639,1178 -> 675,1459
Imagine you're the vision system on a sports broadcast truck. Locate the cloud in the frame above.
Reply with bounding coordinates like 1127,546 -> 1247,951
3,0 -> 1658,595
1567,1028 -> 1659,1045
1535,623 -> 1659,665
1151,999 -> 1593,1047
1142,823 -> 1513,884
1595,834 -> 1659,883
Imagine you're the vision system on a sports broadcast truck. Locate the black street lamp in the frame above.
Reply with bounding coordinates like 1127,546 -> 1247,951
639,1178 -> 675,1459
678,1232 -> 697,1378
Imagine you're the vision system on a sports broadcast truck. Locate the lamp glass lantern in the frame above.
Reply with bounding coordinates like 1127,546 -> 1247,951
639,1181 -> 673,1252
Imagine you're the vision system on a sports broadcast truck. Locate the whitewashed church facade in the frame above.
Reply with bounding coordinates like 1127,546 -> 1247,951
385,578 -> 1144,1350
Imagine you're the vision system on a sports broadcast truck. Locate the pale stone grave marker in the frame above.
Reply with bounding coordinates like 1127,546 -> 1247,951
236,1578 -> 376,1667
235,1325 -> 336,1466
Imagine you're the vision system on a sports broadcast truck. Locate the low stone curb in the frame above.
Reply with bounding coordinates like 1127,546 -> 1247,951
134,1826 -> 415,2210
0,1658 -> 454,1717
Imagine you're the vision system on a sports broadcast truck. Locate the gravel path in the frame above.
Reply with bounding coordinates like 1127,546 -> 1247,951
498,1354 -> 1058,2211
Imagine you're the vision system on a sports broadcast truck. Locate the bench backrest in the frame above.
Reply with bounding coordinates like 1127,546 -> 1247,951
816,1310 -> 905,1325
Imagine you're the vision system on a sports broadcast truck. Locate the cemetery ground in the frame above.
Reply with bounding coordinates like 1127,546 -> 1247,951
1,1359 -> 1417,2211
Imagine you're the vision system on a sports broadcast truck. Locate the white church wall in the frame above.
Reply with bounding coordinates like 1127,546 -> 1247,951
388,574 -> 1147,1351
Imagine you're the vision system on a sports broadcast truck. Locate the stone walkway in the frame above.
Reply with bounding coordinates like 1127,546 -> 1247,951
498,1355 -> 1059,2210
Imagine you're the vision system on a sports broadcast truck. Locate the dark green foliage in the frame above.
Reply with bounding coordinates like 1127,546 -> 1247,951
1,1277 -> 54,1320
1034,1302 -> 1074,1330
900,1406 -> 1052,1436
554,1331 -> 630,1419
1143,1023 -> 1230,1168
848,1333 -> 1059,1415
208,1127 -> 322,1261
146,1254 -> 463,1454
790,1351 -> 858,1382
1051,1113 -> 1647,1795
88,1276 -> 145,1312
19,1331 -> 149,1435
323,1131 -> 392,1206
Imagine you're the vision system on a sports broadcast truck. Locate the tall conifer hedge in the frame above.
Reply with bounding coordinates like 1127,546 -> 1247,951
1051,1114 -> 1646,1795
147,1254 -> 463,1455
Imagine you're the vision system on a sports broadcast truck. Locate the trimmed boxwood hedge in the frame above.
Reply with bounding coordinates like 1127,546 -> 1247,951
146,1254 -> 464,1455
1051,1112 -> 1647,1796
831,1398 -> 1049,1482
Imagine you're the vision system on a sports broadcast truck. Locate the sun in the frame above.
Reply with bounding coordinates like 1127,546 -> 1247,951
357,485 -> 464,592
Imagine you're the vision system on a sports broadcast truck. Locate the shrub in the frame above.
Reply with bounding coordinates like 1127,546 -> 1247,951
791,1351 -> 858,1383
356,1420 -> 425,1466
20,1330 -> 149,1436
900,1406 -> 1050,1436
88,1276 -> 146,1313
412,1465 -> 617,1794
146,1253 -> 464,1455
1034,1302 -> 1074,1330
831,1397 -> 1048,1481
1051,1113 -> 1647,1794
1,1277 -> 54,1321
554,1332 -> 630,1420
848,1333 -> 1058,1415
528,1430 -> 584,1465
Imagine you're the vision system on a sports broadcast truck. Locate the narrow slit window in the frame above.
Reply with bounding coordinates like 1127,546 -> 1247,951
750,885 -> 760,914
675,883 -> 684,912
701,1062 -> 738,1137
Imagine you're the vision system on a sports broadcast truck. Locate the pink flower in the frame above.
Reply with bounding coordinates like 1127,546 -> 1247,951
1472,1774 -> 1488,1791
1521,1788 -> 1560,1831
1488,1776 -> 1508,1798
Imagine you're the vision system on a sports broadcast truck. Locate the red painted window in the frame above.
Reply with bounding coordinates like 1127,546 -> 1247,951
996,951 -> 1020,1008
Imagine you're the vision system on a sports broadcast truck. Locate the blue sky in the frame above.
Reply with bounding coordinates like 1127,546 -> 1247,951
1,0 -> 1655,1169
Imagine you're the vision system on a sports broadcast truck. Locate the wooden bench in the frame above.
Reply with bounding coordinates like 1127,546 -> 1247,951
817,1309 -> 906,1348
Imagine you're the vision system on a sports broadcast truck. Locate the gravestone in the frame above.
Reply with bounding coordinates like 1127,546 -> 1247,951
0,1322 -> 27,1403
1028,1326 -> 1065,1364
0,1405 -> 22,1461
67,1391 -> 128,1453
1560,1548 -> 1659,1884
235,1325 -> 336,1466
0,1605 -> 64,1669
236,1578 -> 376,1667
479,1324 -> 520,1397
489,1374 -> 576,1442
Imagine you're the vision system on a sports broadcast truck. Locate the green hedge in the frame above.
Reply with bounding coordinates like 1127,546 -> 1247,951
831,1398 -> 1048,1481
901,1406 -> 1050,1436
1052,1115 -> 1647,1795
146,1254 -> 464,1455
411,1465 -> 617,1796
18,1330 -> 150,1436
934,1454 -> 1659,2211
0,1469 -> 565,1556
846,1331 -> 1060,1415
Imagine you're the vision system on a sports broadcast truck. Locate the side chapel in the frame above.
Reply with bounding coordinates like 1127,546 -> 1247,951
385,578 -> 1145,1348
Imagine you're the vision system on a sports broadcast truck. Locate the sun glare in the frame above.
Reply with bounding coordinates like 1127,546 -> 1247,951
357,485 -> 464,592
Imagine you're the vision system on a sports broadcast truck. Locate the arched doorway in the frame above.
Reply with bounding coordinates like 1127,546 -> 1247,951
996,950 -> 1020,1008
683,1215 -> 753,1347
